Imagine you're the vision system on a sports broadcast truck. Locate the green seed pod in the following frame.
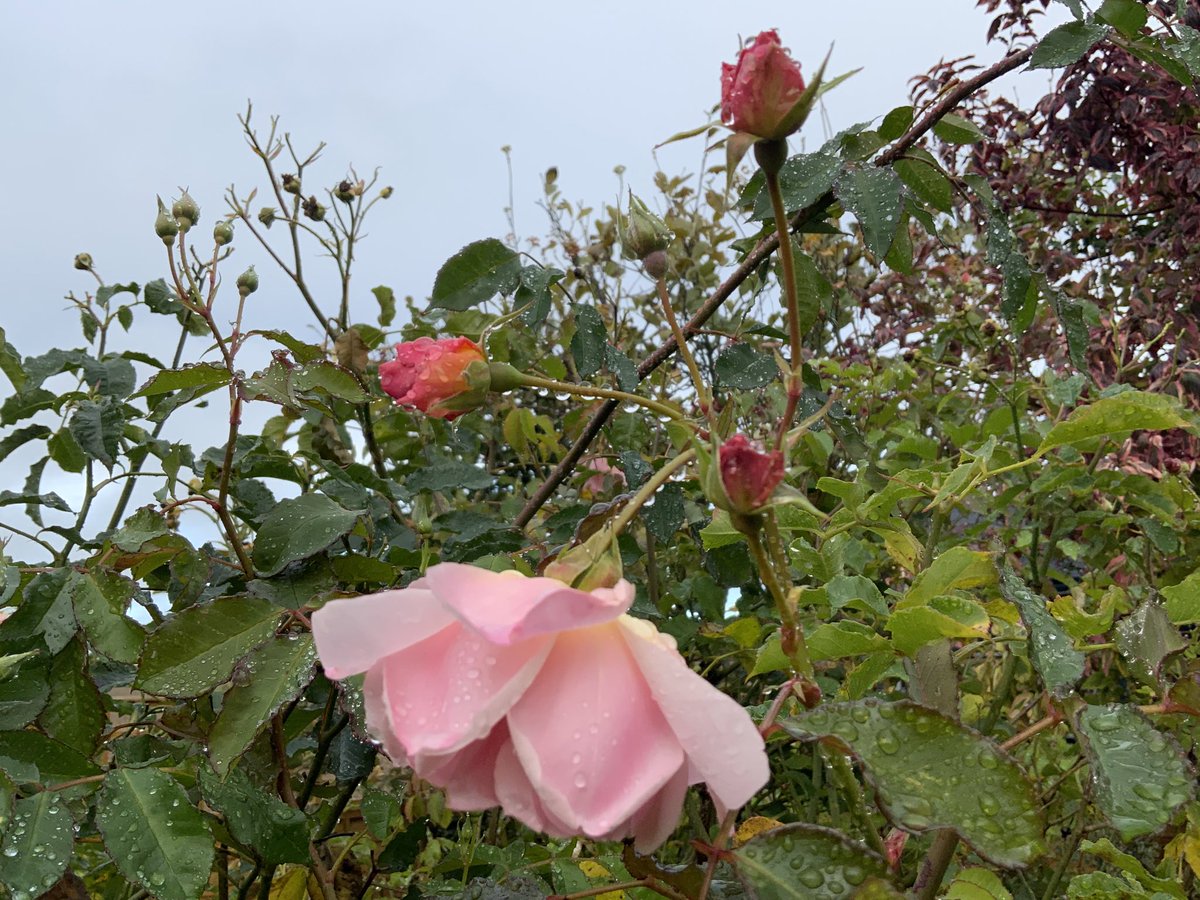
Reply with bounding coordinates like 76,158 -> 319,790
257,206 -> 277,228
281,173 -> 301,195
213,220 -> 234,246
302,195 -> 326,222
73,252 -> 94,271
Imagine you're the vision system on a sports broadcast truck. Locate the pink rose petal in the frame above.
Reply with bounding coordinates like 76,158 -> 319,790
376,620 -> 553,756
312,586 -> 455,679
619,616 -> 769,812
507,626 -> 684,837
424,563 -> 633,644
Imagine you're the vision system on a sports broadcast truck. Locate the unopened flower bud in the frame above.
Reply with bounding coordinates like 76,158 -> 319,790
621,192 -> 672,261
155,197 -> 179,244
258,206 -> 277,228
543,527 -> 623,592
73,253 -> 94,271
302,195 -> 326,222
213,220 -> 234,246
380,186 -> 394,199
281,173 -> 301,195
172,190 -> 200,232
236,265 -> 259,297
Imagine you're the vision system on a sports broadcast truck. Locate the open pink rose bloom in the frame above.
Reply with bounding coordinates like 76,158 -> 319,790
312,563 -> 769,851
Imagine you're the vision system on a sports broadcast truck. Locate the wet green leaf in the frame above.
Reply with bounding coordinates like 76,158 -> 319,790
0,731 -> 99,784
132,362 -> 231,398
1076,704 -> 1194,842
780,700 -> 1046,867
0,792 -> 74,898
905,548 -> 996,606
894,154 -> 954,213
944,867 -> 1013,899
1114,601 -> 1185,688
69,570 -> 145,664
1160,569 -> 1200,625
407,461 -> 494,492
96,767 -> 214,900
1030,20 -> 1109,68
999,564 -> 1084,697
252,493 -> 361,577
751,151 -> 841,220
68,396 -> 125,469
372,285 -> 396,326
1097,0 -> 1147,37
570,305 -> 607,378
1038,391 -> 1191,453
933,113 -> 986,144
887,595 -> 990,656
198,765 -> 310,864
38,639 -> 105,753
835,167 -> 903,258
1079,837 -> 1186,898
431,238 -> 522,310
208,635 -> 317,775
733,823 -> 891,898
0,656 -> 49,729
715,343 -> 778,390
135,596 -> 283,697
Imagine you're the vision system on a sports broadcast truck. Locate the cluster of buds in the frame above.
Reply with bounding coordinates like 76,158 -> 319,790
153,191 -> 201,244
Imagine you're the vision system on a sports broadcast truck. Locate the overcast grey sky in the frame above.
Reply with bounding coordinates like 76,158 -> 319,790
0,1 -> 1068,560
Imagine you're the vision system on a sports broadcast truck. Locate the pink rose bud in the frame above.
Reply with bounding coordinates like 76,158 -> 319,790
312,563 -> 769,852
720,30 -> 806,141
719,434 -> 785,514
379,336 -> 491,420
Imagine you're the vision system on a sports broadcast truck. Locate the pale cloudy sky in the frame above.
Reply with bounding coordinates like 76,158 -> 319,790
0,1 -> 1068,560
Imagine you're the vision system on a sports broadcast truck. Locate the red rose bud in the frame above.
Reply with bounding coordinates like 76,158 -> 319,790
720,30 -> 806,141
379,336 -> 492,420
719,434 -> 785,513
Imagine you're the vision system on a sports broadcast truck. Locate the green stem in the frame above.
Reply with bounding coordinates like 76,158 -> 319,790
826,751 -> 887,857
759,143 -> 804,451
655,276 -> 714,426
516,372 -> 686,424
745,526 -> 813,678
608,449 -> 696,537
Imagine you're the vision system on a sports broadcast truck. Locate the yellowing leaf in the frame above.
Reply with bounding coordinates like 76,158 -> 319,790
735,816 -> 786,847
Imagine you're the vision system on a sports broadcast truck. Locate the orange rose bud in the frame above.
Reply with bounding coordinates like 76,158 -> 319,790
379,336 -> 492,420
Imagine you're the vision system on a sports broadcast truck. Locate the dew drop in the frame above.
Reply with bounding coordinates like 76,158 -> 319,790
799,869 -> 825,889
875,729 -> 900,755
978,794 -> 1000,817
573,773 -> 587,789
